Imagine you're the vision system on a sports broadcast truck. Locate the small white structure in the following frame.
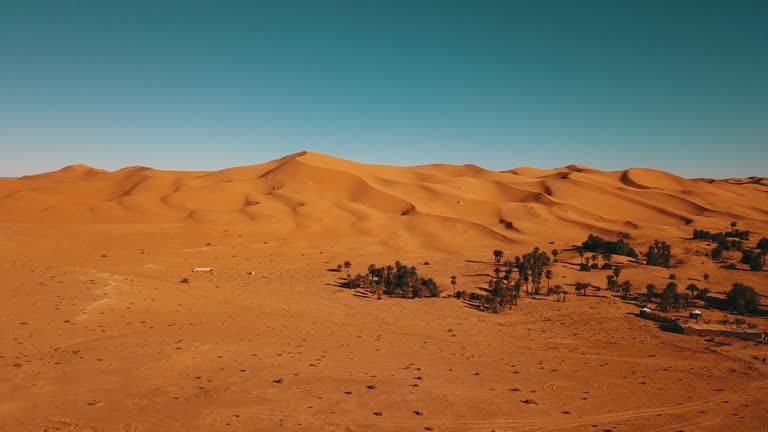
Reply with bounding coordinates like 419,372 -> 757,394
640,307 -> 652,315
192,267 -> 214,273
689,310 -> 702,321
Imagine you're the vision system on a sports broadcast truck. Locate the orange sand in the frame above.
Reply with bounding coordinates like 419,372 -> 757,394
1,152 -> 766,431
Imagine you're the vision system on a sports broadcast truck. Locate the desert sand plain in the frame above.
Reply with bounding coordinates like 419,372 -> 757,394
1,151 -> 767,432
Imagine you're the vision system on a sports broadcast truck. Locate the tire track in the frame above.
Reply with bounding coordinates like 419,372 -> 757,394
438,385 -> 754,432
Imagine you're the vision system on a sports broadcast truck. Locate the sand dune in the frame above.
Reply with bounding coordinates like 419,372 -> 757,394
0,151 -> 765,245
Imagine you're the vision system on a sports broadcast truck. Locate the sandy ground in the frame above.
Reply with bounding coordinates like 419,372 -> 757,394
1,153 -> 767,431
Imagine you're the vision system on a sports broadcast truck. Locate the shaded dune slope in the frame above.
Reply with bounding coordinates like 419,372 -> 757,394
0,152 -> 765,244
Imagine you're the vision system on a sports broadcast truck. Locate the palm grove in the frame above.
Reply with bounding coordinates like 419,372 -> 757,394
335,227 -> 763,317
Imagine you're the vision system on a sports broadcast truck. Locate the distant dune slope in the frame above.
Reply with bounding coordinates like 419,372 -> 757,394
0,151 -> 765,243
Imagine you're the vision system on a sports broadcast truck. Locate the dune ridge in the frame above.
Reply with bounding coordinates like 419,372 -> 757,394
0,152 -> 765,243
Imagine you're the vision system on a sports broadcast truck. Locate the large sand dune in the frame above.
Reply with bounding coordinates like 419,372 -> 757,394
1,152 -> 767,431
1,151 -> 765,244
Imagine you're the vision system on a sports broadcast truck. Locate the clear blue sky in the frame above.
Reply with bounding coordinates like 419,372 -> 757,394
1,0 -> 766,178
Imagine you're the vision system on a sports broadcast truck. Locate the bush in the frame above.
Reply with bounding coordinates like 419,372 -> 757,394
579,263 -> 591,272
580,234 -> 638,258
711,247 -> 724,260
590,263 -> 599,270
740,249 -> 765,271
601,263 -> 613,270
726,283 -> 760,314
499,218 -> 514,230
693,228 -> 750,242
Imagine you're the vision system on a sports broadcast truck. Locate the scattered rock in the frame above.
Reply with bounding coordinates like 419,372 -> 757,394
521,399 -> 539,405
273,378 -> 285,384
372,411 -> 383,416
414,410 -> 424,416
179,277 -> 190,284
366,384 -> 377,390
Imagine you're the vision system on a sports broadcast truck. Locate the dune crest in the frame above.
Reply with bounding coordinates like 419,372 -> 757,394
0,152 -> 765,244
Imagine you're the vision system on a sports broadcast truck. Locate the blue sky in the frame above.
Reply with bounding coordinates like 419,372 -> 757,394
1,0 -> 766,177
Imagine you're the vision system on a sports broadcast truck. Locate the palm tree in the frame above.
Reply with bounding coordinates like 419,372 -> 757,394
730,221 -> 738,230
591,254 -> 599,267
343,260 -> 352,276
620,280 -> 632,299
494,267 -> 501,279
493,249 -> 504,264
646,283 -> 656,303
575,282 -> 589,296
523,273 -> 531,295
757,238 -> 768,267
577,248 -> 585,264
602,253 -> 612,265
336,264 -> 343,272
544,269 -> 553,295
552,249 -> 560,262
519,266 -> 530,295
685,283 -> 698,299
660,282 -> 678,312
450,275 -> 457,296
367,264 -> 377,286
669,273 -> 677,281
612,267 -> 622,282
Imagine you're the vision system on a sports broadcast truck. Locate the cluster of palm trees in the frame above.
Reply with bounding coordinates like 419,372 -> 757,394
339,261 -> 440,299
645,240 -> 673,268
477,248 -> 558,313
643,273 -> 712,312
603,267 -> 632,298
578,249 -> 614,271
